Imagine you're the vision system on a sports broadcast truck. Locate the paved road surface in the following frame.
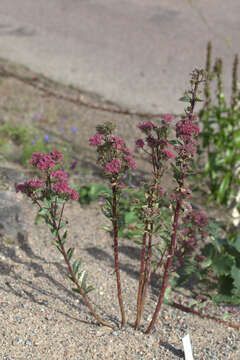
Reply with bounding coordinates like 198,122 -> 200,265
0,0 -> 239,113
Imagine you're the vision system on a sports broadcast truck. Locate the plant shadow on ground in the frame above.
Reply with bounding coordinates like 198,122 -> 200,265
0,232 -> 112,326
0,233 -> 185,358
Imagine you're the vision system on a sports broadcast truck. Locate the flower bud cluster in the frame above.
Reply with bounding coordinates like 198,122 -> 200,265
135,115 -> 175,163
16,150 -> 78,201
89,123 -> 136,184
175,115 -> 200,159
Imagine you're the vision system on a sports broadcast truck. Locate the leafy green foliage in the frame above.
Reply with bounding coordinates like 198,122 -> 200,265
69,258 -> 95,295
196,221 -> 240,303
197,45 -> 240,207
76,184 -> 110,205
76,183 -> 147,239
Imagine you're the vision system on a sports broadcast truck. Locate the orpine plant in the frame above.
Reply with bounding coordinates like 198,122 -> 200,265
133,69 -> 205,333
16,150 -> 115,329
89,123 -> 136,327
17,69 -> 222,334
90,69 -> 206,333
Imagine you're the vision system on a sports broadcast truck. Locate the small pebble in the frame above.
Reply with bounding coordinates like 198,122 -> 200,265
25,340 -> 33,346
12,336 -> 22,346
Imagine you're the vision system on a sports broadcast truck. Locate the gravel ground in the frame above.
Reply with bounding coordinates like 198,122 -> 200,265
0,58 -> 239,359
0,185 -> 239,360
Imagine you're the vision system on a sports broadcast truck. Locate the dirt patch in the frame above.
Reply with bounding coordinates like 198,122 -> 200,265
0,58 -> 239,360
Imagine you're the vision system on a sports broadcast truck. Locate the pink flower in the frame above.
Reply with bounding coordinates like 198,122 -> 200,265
176,119 -> 199,142
15,181 -> 40,198
111,136 -> 125,150
162,149 -> 175,159
50,150 -> 63,162
89,134 -> 103,146
30,152 -> 43,166
51,171 -> 69,180
182,228 -> 189,236
70,188 -> 79,200
123,155 -> 136,170
27,179 -> 44,188
182,187 -> 192,198
192,210 -> 208,227
16,183 -> 29,194
159,139 -> 171,147
195,255 -> 206,262
146,135 -> 156,147
136,139 -> 144,148
174,142 -> 197,157
104,158 -> 122,174
161,114 -> 174,124
30,152 -> 56,170
53,180 -> 71,194
122,147 -> 133,156
138,121 -> 154,132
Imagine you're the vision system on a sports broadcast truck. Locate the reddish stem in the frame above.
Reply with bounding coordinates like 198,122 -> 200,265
112,184 -> 126,327
139,225 -> 153,318
135,222 -> 149,329
145,191 -> 183,334
58,235 -> 115,329
49,214 -> 115,329
172,301 -> 240,330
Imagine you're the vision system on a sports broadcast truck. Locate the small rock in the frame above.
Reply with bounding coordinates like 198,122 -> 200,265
25,340 -> 33,346
12,336 -> 22,346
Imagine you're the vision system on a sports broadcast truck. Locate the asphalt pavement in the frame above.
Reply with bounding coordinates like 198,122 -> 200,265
0,0 -> 239,113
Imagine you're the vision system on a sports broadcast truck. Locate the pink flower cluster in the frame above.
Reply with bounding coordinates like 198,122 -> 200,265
136,139 -> 144,148
51,170 -> 69,180
161,149 -> 175,159
176,118 -> 199,143
30,153 -> 56,170
50,150 -> 63,162
183,209 -> 208,228
16,150 -> 79,201
123,155 -> 137,170
90,129 -> 136,177
16,179 -> 44,198
53,180 -> 78,200
161,114 -> 174,124
137,121 -> 154,132
89,134 -> 103,146
104,158 -> 122,174
175,115 -> 200,159
30,150 -> 63,170
110,136 -> 125,150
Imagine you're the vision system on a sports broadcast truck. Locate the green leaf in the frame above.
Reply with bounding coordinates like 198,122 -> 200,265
66,247 -> 75,261
72,287 -> 80,294
85,285 -> 95,294
233,234 -> 240,252
53,240 -> 62,253
58,221 -> 67,230
78,270 -> 88,291
179,95 -> 191,103
124,211 -> 138,225
216,172 -> 231,203
233,130 -> 240,148
38,207 -> 49,216
50,228 -> 58,238
72,258 -> 82,275
212,253 -> 235,276
62,230 -> 67,242
201,258 -> 212,268
231,265 -> 240,293
212,293 -> 240,304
